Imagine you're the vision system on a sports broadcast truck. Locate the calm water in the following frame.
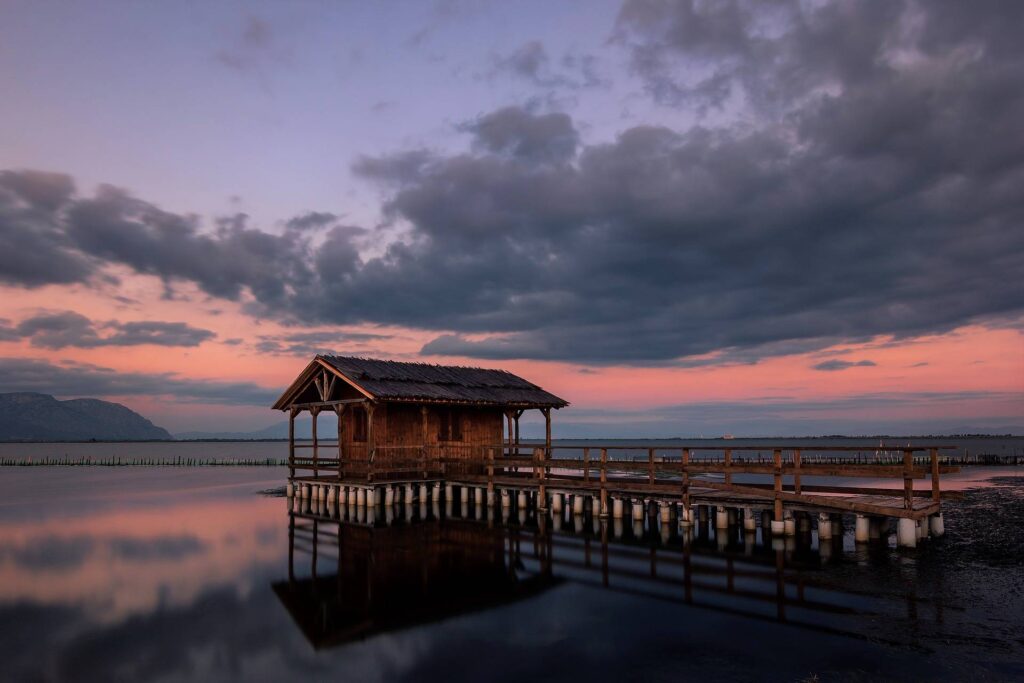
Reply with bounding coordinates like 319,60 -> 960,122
0,457 -> 1022,681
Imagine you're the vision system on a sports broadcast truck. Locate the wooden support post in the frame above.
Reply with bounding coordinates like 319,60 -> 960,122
288,407 -> 297,478
682,448 -> 691,510
505,411 -> 514,456
542,407 -> 552,459
793,449 -> 802,494
903,449 -> 914,510
773,448 -> 783,522
930,447 -> 940,503
724,448 -> 732,487
535,447 -> 546,509
648,448 -> 655,485
335,404 -> 345,480
600,448 -> 608,515
583,447 -> 590,483
311,405 -> 320,479
514,409 -> 523,449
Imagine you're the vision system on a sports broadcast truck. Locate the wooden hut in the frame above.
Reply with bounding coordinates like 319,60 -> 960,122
272,355 -> 568,483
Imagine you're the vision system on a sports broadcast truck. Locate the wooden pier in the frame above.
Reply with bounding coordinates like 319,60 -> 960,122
276,356 -> 958,548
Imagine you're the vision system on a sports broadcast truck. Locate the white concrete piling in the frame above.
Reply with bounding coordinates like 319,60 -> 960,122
715,506 -> 729,530
517,490 -> 527,508
374,487 -> 383,506
552,493 -> 563,513
659,502 -> 670,524
783,512 -> 796,536
855,514 -> 870,543
929,513 -> 945,537
433,482 -> 442,502
445,483 -> 454,500
632,499 -> 645,522
421,484 -> 429,503
573,495 -> 584,515
818,513 -> 832,541
612,497 -> 624,520
592,496 -> 601,517
501,490 -> 511,508
356,488 -> 367,507
460,486 -> 469,504
897,518 -> 918,548
384,486 -> 395,505
286,482 -> 294,497
770,518 -> 785,535
743,508 -> 756,532
474,487 -> 483,505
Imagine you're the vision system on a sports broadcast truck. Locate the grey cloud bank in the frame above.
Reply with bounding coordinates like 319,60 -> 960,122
0,0 -> 1021,367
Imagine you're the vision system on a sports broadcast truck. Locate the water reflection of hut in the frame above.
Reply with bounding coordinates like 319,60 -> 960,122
273,518 -> 558,649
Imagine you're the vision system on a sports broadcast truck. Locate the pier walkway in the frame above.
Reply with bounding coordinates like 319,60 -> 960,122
288,444 -> 959,548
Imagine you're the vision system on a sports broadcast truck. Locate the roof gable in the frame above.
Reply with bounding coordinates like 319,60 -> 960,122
272,355 -> 569,409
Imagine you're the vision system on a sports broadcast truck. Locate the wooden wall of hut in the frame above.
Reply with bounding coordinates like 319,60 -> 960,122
337,403 -> 504,470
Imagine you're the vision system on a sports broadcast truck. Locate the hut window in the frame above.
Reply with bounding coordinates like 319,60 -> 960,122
437,408 -> 463,442
352,406 -> 368,442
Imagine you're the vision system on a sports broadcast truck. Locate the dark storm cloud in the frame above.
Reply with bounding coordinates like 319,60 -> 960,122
284,211 -> 338,231
812,359 -> 876,372
463,106 -> 579,163
0,171 -> 96,286
0,358 -> 277,405
1,1 -> 1022,365
0,311 -> 215,349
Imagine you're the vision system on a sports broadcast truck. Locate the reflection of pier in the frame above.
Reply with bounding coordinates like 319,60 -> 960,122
276,498 -> 950,651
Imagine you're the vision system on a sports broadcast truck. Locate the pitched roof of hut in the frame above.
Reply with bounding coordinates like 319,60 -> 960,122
272,355 -> 569,409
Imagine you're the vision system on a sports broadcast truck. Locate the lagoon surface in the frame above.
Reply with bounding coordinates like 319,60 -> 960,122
0,447 -> 1022,681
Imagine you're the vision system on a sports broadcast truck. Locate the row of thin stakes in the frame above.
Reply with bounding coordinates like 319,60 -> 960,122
0,456 -> 288,466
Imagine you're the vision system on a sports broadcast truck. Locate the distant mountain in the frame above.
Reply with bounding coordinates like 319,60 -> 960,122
0,393 -> 172,441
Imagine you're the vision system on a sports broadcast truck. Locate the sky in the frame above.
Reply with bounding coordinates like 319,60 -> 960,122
0,0 -> 1021,437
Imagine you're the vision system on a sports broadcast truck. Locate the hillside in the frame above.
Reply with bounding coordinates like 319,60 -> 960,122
0,393 -> 172,441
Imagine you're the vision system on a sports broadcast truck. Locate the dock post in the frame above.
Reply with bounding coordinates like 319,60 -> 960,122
405,484 -> 415,505
286,481 -> 294,498
783,510 -> 796,536
772,448 -> 784,535
460,485 -> 469,504
517,490 -> 527,508
356,488 -> 366,507
552,493 -> 563,513
929,513 -> 945,537
433,482 -> 441,503
632,499 -> 645,521
743,508 -> 756,532
817,513 -> 832,540
855,514 -> 870,542
574,495 -> 584,515
445,483 -> 453,500
592,496 -> 600,517
660,501 -> 670,524
420,483 -> 429,502
474,487 -> 483,505
612,497 -> 624,519
897,517 -> 917,548
384,486 -> 395,505
715,506 -> 728,529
